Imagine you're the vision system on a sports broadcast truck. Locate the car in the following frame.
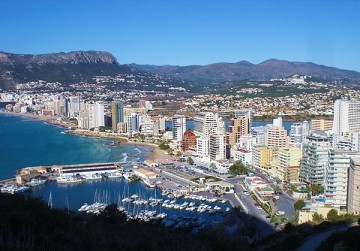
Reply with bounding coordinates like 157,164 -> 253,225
254,203 -> 260,207
257,206 -> 262,210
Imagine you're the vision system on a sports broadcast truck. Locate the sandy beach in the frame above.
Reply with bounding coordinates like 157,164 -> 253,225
66,130 -> 173,161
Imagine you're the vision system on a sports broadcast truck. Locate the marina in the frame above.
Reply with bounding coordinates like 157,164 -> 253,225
0,160 -> 232,226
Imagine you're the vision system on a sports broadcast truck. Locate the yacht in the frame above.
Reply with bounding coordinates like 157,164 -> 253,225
27,177 -> 47,187
143,179 -> 155,188
56,175 -> 82,184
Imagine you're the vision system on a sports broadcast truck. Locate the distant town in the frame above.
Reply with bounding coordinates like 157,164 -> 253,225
1,72 -> 360,241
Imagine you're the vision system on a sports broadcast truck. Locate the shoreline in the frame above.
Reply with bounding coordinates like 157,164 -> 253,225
0,110 -> 171,162
65,130 -> 172,161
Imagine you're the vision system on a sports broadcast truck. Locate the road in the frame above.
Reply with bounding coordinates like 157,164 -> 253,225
295,223 -> 357,251
276,192 -> 294,218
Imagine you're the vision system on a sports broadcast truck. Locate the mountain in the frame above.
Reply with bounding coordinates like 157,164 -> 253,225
0,51 -> 135,90
132,59 -> 360,83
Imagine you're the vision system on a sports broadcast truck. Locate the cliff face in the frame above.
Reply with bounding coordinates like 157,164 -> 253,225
0,51 -> 118,65
0,51 -> 129,90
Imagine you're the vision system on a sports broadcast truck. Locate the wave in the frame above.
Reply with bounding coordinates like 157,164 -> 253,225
134,147 -> 142,154
120,153 -> 128,162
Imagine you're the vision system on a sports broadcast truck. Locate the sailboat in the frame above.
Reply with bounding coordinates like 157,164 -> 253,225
48,192 -> 53,209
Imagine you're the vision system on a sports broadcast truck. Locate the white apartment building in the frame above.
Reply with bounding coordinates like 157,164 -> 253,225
209,134 -> 226,161
196,137 -> 209,157
290,121 -> 310,147
300,132 -> 331,185
172,114 -> 186,141
194,112 -> 224,137
88,101 -> 104,129
332,99 -> 360,141
324,150 -> 351,210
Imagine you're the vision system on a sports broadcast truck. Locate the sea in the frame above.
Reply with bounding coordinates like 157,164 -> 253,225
0,113 -> 228,222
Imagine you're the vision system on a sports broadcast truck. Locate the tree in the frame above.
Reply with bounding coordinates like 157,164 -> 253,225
273,185 -> 281,194
294,200 -> 305,211
311,184 -> 324,195
187,157 -> 194,165
229,160 -> 247,175
312,212 -> 325,224
327,209 -> 339,223
210,162 -> 216,169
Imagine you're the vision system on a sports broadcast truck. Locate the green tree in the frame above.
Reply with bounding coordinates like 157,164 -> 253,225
210,162 -> 216,169
327,209 -> 339,223
312,212 -> 325,224
294,200 -> 306,211
273,185 -> 281,194
229,160 -> 247,175
158,142 -> 170,150
187,157 -> 194,165
311,184 -> 324,195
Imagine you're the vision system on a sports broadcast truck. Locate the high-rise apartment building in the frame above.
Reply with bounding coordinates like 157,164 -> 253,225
265,125 -> 288,149
332,99 -> 360,138
111,100 -> 124,132
300,132 -> 331,185
181,130 -> 197,152
311,119 -> 333,132
89,101 -> 104,129
194,112 -> 223,137
209,134 -> 226,161
226,111 -> 251,147
290,121 -> 310,147
276,147 -> 302,184
172,114 -> 186,141
348,156 -> 360,214
324,149 -> 351,210
252,146 -> 273,171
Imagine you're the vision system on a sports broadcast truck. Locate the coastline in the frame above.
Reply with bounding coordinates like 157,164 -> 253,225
65,130 -> 172,161
0,110 -> 172,162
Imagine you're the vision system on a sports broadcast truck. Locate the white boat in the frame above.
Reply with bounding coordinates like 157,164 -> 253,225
107,171 -> 122,178
56,176 -> 82,184
84,173 -> 102,180
27,178 -> 47,187
143,178 -> 156,188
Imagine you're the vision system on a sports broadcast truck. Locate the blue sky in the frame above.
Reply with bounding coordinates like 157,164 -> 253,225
1,0 -> 360,71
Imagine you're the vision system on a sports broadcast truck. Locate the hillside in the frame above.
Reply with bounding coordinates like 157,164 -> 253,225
0,51 -> 135,90
132,59 -> 360,83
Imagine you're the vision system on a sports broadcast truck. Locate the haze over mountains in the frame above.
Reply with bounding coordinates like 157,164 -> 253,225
132,59 -> 360,83
0,50 -> 360,91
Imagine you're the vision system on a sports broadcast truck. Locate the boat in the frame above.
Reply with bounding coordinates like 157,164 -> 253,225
56,175 -> 82,184
143,178 -> 156,188
107,171 -> 122,178
84,173 -> 102,180
27,177 -> 47,187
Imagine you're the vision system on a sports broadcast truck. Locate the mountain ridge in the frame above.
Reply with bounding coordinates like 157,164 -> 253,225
132,59 -> 360,83
0,51 -> 131,90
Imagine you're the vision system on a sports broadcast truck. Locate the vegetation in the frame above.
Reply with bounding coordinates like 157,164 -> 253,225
312,212 -> 325,224
187,157 -> 194,165
316,226 -> 360,251
229,160 -> 247,175
306,184 -> 324,196
158,141 -> 170,150
0,193 -> 251,251
294,200 -> 306,211
326,209 -> 339,223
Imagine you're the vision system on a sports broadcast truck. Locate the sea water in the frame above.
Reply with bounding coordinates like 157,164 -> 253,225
0,113 -> 226,221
